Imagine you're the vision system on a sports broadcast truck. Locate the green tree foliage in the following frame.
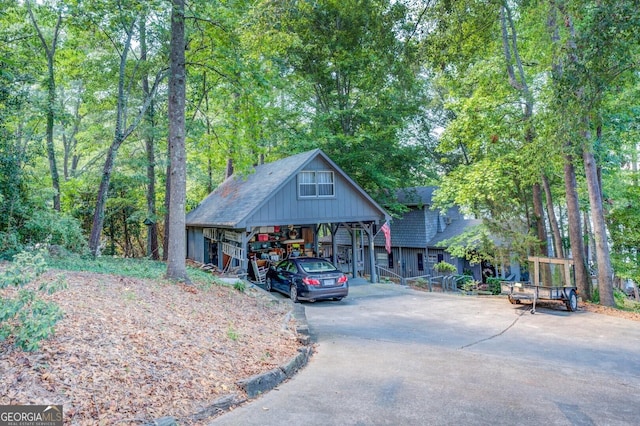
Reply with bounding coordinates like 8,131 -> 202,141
1,0 -> 639,305
183,0 -> 277,202
424,0 -> 640,304
604,83 -> 640,285
248,0 -> 430,209
0,2 -> 86,258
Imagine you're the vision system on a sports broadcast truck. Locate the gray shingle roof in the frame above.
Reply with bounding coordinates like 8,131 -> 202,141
185,149 -> 388,229
186,150 -> 319,228
428,218 -> 483,247
373,187 -> 481,249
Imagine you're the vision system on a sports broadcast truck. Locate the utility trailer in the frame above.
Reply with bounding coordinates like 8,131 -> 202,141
501,256 -> 578,314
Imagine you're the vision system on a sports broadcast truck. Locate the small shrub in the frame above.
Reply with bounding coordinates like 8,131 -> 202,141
460,279 -> 478,293
22,211 -> 87,254
0,249 -> 66,351
456,275 -> 473,290
486,277 -> 503,295
233,280 -> 246,293
434,261 -> 457,275
0,231 -> 22,260
412,278 -> 429,289
592,288 -> 640,312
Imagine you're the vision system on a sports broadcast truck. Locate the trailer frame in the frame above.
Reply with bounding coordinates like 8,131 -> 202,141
501,256 -> 578,314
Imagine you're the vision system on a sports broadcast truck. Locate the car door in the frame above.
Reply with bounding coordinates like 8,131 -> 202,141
273,261 -> 294,292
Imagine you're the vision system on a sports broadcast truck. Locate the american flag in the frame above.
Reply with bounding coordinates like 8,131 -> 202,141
381,222 -> 391,254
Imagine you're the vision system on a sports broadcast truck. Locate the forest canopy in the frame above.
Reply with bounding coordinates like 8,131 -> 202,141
1,0 -> 638,306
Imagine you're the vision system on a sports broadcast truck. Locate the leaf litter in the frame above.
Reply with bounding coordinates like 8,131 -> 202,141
0,270 -> 302,425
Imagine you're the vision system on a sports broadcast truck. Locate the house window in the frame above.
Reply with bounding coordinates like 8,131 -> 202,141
388,251 -> 394,269
298,171 -> 334,198
417,253 -> 424,271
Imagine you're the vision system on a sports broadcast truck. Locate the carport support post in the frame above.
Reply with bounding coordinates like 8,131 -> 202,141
313,224 -> 320,257
351,226 -> 358,279
331,223 -> 339,265
241,233 -> 249,273
367,224 -> 377,283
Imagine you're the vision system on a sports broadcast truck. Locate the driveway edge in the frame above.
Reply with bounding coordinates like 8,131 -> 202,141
237,302 -> 312,398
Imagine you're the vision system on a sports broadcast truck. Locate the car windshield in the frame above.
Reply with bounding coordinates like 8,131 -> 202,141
299,261 -> 338,274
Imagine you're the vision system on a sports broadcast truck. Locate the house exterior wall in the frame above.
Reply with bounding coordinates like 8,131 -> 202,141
187,227 -> 205,263
363,246 -> 428,277
363,245 -> 481,280
245,157 -> 383,226
365,198 -> 482,281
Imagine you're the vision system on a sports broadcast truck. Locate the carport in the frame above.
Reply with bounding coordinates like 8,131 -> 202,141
185,149 -> 390,282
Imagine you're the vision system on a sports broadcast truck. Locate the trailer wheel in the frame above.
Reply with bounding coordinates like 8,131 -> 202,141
565,289 -> 578,312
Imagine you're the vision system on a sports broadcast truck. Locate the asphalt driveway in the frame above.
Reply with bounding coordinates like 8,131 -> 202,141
212,278 -> 640,425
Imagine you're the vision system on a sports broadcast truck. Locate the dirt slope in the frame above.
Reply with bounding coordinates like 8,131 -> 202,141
0,270 -> 302,425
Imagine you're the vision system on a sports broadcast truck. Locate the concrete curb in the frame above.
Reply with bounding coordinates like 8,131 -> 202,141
237,345 -> 313,398
237,298 -> 312,398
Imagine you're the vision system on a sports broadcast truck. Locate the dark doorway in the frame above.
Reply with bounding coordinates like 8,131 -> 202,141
205,241 -> 218,265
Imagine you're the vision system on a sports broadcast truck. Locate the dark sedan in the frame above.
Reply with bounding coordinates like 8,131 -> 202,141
265,257 -> 348,302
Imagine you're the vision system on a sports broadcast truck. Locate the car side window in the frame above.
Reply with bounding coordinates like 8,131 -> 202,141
282,262 -> 296,272
279,261 -> 293,272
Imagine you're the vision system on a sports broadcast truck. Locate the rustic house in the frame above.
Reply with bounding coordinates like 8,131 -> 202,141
185,149 -> 390,282
326,187 -> 484,281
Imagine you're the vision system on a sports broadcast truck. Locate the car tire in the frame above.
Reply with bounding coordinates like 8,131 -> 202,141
265,277 -> 272,292
290,284 -> 299,303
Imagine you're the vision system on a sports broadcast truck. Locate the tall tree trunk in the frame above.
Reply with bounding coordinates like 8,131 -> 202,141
542,174 -> 564,257
88,20 -> 135,256
88,18 -> 165,256
500,3 -> 549,265
225,158 -> 234,178
583,210 -> 594,265
89,137 -> 123,255
548,0 -> 591,299
145,125 -> 159,259
583,147 -> 614,306
564,156 -> 591,298
28,2 -> 62,211
141,15 -> 159,260
557,3 -> 613,305
165,0 -> 189,282
163,149 -> 171,262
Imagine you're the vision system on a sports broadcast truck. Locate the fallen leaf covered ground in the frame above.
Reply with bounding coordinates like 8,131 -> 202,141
0,269 -> 302,425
